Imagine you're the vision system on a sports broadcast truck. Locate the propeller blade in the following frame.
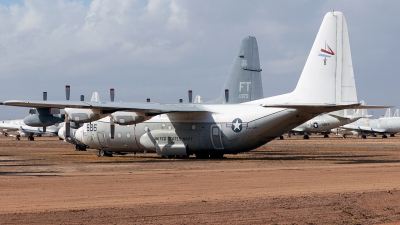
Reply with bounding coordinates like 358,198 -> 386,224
65,114 -> 70,138
110,116 -> 115,139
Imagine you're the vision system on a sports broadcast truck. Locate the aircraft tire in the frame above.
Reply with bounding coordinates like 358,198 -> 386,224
278,136 -> 284,140
361,135 -> 367,139
195,152 -> 209,159
382,134 -> 388,138
16,136 -> 20,141
342,134 -> 347,138
98,150 -> 113,157
390,134 -> 395,137
323,134 -> 329,138
303,135 -> 309,140
209,153 -> 224,159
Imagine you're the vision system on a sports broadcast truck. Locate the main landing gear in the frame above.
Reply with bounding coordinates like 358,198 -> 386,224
75,145 -> 87,151
98,150 -> 113,157
195,152 -> 224,159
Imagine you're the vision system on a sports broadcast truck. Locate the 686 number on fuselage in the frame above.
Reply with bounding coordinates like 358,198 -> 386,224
87,123 -> 97,132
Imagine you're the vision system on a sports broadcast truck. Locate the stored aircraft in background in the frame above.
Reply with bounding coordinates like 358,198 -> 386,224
0,119 -> 60,140
4,11 -> 384,158
340,105 -> 400,139
291,109 -> 369,139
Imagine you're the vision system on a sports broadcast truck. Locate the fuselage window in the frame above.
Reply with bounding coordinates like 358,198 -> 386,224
192,125 -> 196,130
127,133 -> 131,138
118,133 -> 121,138
212,127 -> 219,136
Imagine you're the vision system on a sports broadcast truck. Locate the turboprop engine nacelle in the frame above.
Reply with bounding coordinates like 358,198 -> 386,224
65,108 -> 107,123
110,111 -> 149,125
24,114 -> 64,127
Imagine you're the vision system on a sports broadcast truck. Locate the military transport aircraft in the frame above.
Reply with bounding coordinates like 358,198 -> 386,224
58,36 -> 265,151
3,11 -> 384,158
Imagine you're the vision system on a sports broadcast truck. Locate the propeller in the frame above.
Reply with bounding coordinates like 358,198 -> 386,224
65,112 -> 70,138
110,88 -> 115,138
42,92 -> 47,132
65,85 -> 70,137
110,116 -> 115,139
188,90 -> 192,103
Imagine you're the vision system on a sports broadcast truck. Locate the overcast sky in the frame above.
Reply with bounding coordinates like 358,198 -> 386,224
0,0 -> 399,119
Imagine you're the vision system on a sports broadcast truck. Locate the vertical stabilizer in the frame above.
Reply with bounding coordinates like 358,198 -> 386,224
291,11 -> 357,104
393,109 -> 400,117
384,108 -> 392,118
213,36 -> 263,103
91,92 -> 100,102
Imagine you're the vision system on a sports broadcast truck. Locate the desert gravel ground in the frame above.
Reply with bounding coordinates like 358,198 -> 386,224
1,134 -> 400,224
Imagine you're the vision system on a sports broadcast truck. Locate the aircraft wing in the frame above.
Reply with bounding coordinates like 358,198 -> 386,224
340,124 -> 386,134
18,126 -> 58,135
262,103 -> 390,114
3,100 -> 207,114
0,123 -> 19,131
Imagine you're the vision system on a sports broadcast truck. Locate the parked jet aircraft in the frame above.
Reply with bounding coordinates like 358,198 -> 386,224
3,11 -> 384,158
0,119 -> 60,140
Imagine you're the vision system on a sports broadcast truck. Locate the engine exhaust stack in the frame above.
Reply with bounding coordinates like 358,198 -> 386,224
65,85 -> 70,100
225,89 -> 229,103
110,88 -> 115,102
188,90 -> 192,103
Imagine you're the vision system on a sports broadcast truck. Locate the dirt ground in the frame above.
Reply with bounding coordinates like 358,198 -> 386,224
1,134 -> 400,224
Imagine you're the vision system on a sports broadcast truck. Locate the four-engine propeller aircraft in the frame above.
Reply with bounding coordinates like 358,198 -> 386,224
3,11 -> 384,158
57,36 -> 265,152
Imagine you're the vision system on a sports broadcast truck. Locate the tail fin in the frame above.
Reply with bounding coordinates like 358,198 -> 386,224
384,108 -> 392,118
393,109 -> 400,117
213,36 -> 263,103
353,100 -> 372,117
291,11 -> 357,104
91,92 -> 100,102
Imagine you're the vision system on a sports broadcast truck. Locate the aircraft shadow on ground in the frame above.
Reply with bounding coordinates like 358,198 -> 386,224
0,171 -> 58,176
